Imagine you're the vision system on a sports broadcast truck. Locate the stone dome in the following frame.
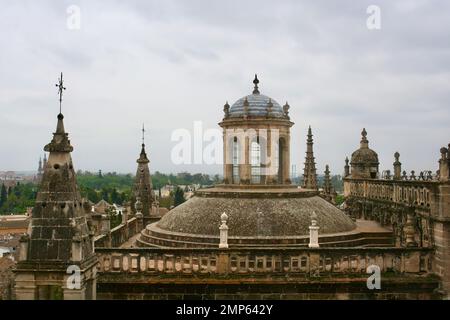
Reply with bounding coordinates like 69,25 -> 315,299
351,148 -> 379,165
228,93 -> 285,118
350,128 -> 379,165
227,74 -> 287,119
156,193 -> 355,237
139,186 -> 357,248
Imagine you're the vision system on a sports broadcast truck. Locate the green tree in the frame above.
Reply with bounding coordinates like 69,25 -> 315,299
0,184 -> 7,207
111,188 -> 120,204
173,187 -> 185,207
335,194 -> 345,206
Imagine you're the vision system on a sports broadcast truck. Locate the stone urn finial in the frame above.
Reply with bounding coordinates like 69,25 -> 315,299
219,212 -> 229,249
221,212 -> 228,224
309,211 -> 319,248
310,211 -> 318,226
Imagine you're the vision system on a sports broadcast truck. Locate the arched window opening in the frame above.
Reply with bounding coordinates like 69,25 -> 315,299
278,138 -> 285,184
251,139 -> 261,184
232,137 -> 240,184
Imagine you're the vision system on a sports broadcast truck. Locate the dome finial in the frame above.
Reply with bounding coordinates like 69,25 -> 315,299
252,74 -> 260,94
361,128 -> 367,139
360,128 -> 369,148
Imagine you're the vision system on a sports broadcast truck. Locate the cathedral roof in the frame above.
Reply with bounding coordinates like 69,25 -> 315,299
153,187 -> 356,239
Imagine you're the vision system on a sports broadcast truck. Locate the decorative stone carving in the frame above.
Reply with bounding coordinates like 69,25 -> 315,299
219,212 -> 229,249
308,211 -> 320,248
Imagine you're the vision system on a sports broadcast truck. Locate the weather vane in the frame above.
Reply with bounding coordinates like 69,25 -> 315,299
55,72 -> 66,114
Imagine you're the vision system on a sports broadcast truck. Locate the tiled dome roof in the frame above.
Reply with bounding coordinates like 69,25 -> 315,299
229,93 -> 284,118
226,75 -> 287,119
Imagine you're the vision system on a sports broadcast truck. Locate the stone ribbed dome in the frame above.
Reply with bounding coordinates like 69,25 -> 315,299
155,187 -> 356,238
228,94 -> 285,118
226,75 -> 288,119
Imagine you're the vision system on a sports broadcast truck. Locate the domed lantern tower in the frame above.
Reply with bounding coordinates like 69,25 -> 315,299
219,75 -> 293,185
350,128 -> 379,179
137,75 -> 364,249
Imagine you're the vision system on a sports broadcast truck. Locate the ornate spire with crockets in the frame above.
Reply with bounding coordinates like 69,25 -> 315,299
131,125 -> 154,216
302,126 -> 318,190
15,76 -> 97,300
323,165 -> 331,194
252,74 -> 260,94
24,75 -> 93,261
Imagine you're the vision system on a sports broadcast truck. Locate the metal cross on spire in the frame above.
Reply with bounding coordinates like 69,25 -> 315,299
142,123 -> 146,145
55,72 -> 66,114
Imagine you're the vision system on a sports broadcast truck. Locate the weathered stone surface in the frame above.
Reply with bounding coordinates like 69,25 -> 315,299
155,187 -> 356,238
130,142 -> 154,217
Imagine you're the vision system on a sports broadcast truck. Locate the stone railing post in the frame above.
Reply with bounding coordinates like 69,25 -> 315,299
122,207 -> 129,240
121,207 -> 128,225
219,212 -> 229,249
101,215 -> 111,235
405,209 -> 418,247
18,234 -> 29,261
308,211 -> 320,248
71,234 -> 83,262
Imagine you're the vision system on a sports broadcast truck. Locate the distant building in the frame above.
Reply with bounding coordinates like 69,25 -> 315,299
0,171 -> 22,188
0,214 -> 30,236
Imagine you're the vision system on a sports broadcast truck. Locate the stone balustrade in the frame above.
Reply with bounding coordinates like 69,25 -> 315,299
94,217 -> 139,248
345,178 -> 437,208
95,247 -> 432,276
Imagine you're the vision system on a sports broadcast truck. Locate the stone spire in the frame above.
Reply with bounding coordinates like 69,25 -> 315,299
322,164 -> 336,203
21,112 -> 95,262
323,165 -> 331,194
15,76 -> 97,300
36,157 -> 43,181
344,157 -> 350,177
42,153 -> 48,173
302,126 -> 318,189
131,125 -> 154,216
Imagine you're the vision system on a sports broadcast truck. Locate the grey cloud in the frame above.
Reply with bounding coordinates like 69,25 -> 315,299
0,0 -> 449,175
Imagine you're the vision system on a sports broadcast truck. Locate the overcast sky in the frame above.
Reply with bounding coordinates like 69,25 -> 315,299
0,0 -> 449,176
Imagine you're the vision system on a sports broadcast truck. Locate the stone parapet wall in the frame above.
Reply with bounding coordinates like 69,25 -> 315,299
96,247 -> 432,276
95,247 -> 440,300
344,178 -> 438,208
94,217 -> 139,248
344,177 -> 450,297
